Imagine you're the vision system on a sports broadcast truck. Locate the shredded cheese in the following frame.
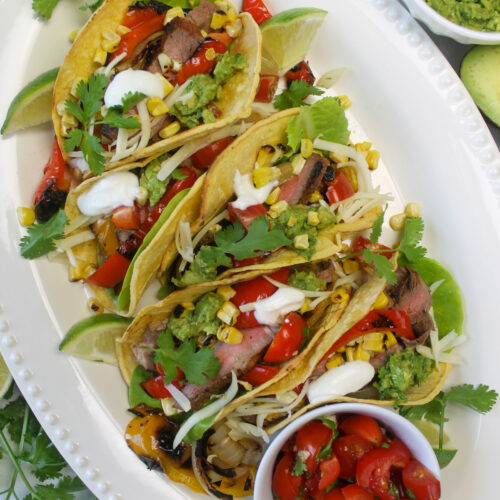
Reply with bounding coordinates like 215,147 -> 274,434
136,99 -> 151,152
175,220 -> 194,263
56,229 -> 95,251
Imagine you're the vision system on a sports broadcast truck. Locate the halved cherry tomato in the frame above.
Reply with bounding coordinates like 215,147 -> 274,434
232,268 -> 290,328
351,236 -> 395,264
402,460 -> 440,500
263,312 -> 307,363
192,136 -> 234,169
242,0 -> 272,25
176,40 -> 227,85
272,452 -> 303,500
111,205 -> 141,230
339,416 -> 384,447
142,366 -> 184,399
341,484 -> 374,500
228,202 -> 267,231
85,250 -> 130,288
285,60 -> 315,86
240,364 -> 279,386
387,438 -> 412,465
326,172 -> 355,204
318,453 -> 341,490
323,489 -> 345,500
255,74 -> 279,102
332,434 -> 373,479
295,420 -> 334,475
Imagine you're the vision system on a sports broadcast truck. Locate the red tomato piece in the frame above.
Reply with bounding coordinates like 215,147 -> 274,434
387,438 -> 412,466
255,74 -> 279,102
111,205 -> 141,230
323,489 -> 346,500
85,251 -> 130,288
192,136 -> 234,169
341,484 -> 374,500
285,60 -> 316,86
142,366 -> 184,399
402,460 -> 440,500
176,40 -> 227,85
339,416 -> 384,447
240,364 -> 279,386
272,452 -> 303,500
318,454 -> 341,491
295,420 -> 333,475
228,202 -> 267,231
351,236 -> 395,264
332,434 -> 373,479
263,312 -> 307,363
242,0 -> 272,25
326,172 -> 355,204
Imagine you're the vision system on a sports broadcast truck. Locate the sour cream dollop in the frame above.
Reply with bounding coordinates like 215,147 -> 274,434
104,69 -> 165,108
307,361 -> 375,405
253,288 -> 306,326
77,171 -> 141,216
231,170 -> 278,211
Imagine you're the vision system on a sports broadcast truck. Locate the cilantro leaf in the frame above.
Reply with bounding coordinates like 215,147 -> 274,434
399,393 -> 446,426
32,0 -> 60,19
154,330 -> 221,386
399,217 -> 426,262
81,132 -> 106,176
433,448 -> 457,469
63,129 -> 84,153
370,210 -> 385,244
363,249 -> 396,284
20,209 -> 68,259
121,91 -> 146,113
99,108 -> 141,129
273,81 -> 324,111
292,455 -> 308,476
446,384 -> 498,414
73,74 -> 108,126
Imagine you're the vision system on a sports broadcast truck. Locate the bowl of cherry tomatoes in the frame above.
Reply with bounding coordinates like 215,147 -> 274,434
254,402 -> 441,500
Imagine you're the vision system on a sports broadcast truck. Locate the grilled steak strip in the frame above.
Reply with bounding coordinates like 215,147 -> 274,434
187,0 -> 219,32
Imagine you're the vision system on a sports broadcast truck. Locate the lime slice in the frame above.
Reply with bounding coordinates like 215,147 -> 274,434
59,313 -> 133,365
410,420 -> 450,448
0,353 -> 13,399
1,67 -> 59,135
260,8 -> 327,73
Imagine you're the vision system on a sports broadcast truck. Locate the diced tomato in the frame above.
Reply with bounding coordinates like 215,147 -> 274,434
142,366 -> 184,399
318,454 -> 341,490
176,40 -> 227,85
402,460 -> 440,500
85,250 -> 130,288
192,136 -> 234,169
272,452 -> 303,500
240,364 -> 279,386
111,205 -> 141,230
242,0 -> 272,25
339,416 -> 384,447
285,60 -> 315,86
341,484 -> 374,500
295,420 -> 334,475
263,312 -> 307,363
255,74 -> 279,102
228,202 -> 268,231
232,268 -> 289,328
351,236 -> 395,264
332,434 -> 373,479
326,172 -> 355,204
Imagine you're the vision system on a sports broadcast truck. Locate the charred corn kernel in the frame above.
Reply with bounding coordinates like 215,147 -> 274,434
226,17 -> 242,37
158,53 -> 172,71
345,346 -> 355,362
136,187 -> 149,206
300,138 -> 313,159
155,73 -> 174,96
343,259 -> 359,275
179,302 -> 195,318
331,288 -> 350,304
265,187 -> 281,205
269,200 -> 288,218
217,325 -> 243,344
291,154 -> 306,175
87,297 -> 103,314
366,150 -> 380,170
354,343 -> 371,361
364,331 -> 386,342
211,12 -> 228,30
117,24 -> 131,36
69,29 -> 79,42
390,213 -> 406,231
227,8 -> 237,24
373,292 -> 389,310
252,166 -> 280,188
385,331 -> 398,349
363,338 -> 385,353
197,334 -> 216,348
339,166 -> 358,192
326,354 -> 344,370
164,6 -> 184,24
17,207 -> 35,226
355,141 -> 371,152
216,285 -> 236,301
307,211 -> 320,226
102,31 -> 121,53
405,202 -> 421,218
300,299 -> 312,314
205,47 -> 217,61
217,301 -> 240,325
287,216 -> 297,227
308,190 -> 323,203
159,121 -> 181,139
101,40 -> 118,54
257,145 -> 277,168
294,234 -> 309,250
147,96 -> 168,117
201,29 -> 208,38
338,95 -> 352,109
68,263 -> 84,282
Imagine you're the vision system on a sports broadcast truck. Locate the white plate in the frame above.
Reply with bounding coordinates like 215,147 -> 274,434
0,0 -> 499,498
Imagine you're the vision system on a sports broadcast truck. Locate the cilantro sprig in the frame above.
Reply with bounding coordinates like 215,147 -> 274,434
273,81 -> 324,111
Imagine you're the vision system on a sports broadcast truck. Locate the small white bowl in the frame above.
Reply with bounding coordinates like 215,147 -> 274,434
401,0 -> 500,45
254,402 -> 440,500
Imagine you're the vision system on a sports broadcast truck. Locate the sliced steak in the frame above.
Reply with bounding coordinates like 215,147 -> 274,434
187,0 -> 219,32
369,343 -> 403,370
315,260 -> 335,284
131,323 -> 166,372
278,153 -> 329,205
160,16 -> 203,64
180,326 -> 275,410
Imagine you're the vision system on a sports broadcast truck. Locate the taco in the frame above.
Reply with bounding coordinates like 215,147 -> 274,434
162,99 -> 389,289
53,0 -> 261,176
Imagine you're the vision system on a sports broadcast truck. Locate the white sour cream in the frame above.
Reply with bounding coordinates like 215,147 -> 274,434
231,170 -> 278,211
253,288 -> 306,326
104,69 -> 165,108
77,171 -> 141,216
307,361 -> 375,405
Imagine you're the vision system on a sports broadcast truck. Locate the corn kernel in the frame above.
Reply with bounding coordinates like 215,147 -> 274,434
17,207 -> 35,226
405,202 -> 421,218
136,186 -> 149,206
265,187 -> 281,205
326,354 -> 344,370
158,53 -> 172,72
337,344 -> 346,353
373,292 -> 389,310
155,73 -> 174,96
172,59 -> 182,72
226,17 -> 242,37
159,121 -> 181,139
389,213 -> 406,231
102,31 -> 121,53
56,100 -> 66,117
211,12 -> 228,30
339,166 -> 358,192
226,8 -> 237,25
385,331 -> 398,349
69,29 -> 79,42
300,299 -> 312,314
341,243 -> 350,253
196,334 -> 216,348
363,334 -> 386,353
269,200 -> 288,218
87,297 -> 103,314
215,0 -> 229,9
217,325 -> 243,344
180,302 -> 195,318
308,191 -> 323,203
300,138 -> 313,159
147,96 -> 169,117
364,332 -> 386,342
329,151 -> 349,164
307,211 -> 320,226
217,301 -> 240,325
354,343 -> 371,361
205,48 -> 217,61
345,347 -> 355,362
338,95 -> 352,109
164,6 -> 185,24
287,216 -> 297,227
257,145 -> 277,168
331,288 -> 350,304
201,29 -> 208,38
252,166 -> 280,188
216,285 -> 236,301
294,234 -> 309,250
291,154 -> 306,175
354,141 -> 371,152
68,263 -> 84,282
366,150 -> 380,170
343,259 -> 359,275
117,24 -> 131,36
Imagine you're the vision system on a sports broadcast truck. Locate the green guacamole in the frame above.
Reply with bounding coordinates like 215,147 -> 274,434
426,0 -> 500,32
288,269 -> 326,291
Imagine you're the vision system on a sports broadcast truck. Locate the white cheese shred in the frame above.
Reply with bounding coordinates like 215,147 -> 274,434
175,220 -> 195,263
166,383 -> 191,412
136,99 -> 151,152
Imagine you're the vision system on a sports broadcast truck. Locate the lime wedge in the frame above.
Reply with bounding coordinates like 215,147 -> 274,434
410,420 -> 450,448
59,313 -> 133,365
0,353 -> 13,399
1,67 -> 59,135
260,8 -> 327,73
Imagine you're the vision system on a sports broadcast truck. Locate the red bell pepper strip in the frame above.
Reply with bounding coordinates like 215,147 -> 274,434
285,61 -> 316,86
85,250 -> 131,288
192,136 -> 234,169
255,74 -> 279,102
242,0 -> 272,25
263,312 -> 307,363
122,6 -> 159,29
207,31 -> 233,47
